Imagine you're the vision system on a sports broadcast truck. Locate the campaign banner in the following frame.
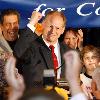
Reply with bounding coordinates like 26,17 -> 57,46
0,0 -> 100,28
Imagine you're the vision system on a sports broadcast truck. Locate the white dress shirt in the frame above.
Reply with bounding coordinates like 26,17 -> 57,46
43,38 -> 61,79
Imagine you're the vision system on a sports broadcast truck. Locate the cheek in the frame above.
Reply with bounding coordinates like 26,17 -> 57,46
57,33 -> 62,39
59,30 -> 64,35
94,60 -> 100,65
3,31 -> 8,37
14,25 -> 19,30
57,30 -> 63,37
2,26 -> 8,31
64,39 -> 69,44
75,39 -> 78,43
72,38 -> 77,43
43,27 -> 50,33
83,60 -> 88,65
72,40 -> 76,44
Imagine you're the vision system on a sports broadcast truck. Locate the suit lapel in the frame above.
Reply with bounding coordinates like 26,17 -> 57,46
38,38 -> 69,77
59,42 -> 66,78
38,38 -> 54,69
59,42 -> 71,78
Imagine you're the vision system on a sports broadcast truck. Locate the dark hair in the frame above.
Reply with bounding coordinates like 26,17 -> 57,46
64,28 -> 78,37
60,28 -> 78,41
0,8 -> 20,24
80,45 -> 100,61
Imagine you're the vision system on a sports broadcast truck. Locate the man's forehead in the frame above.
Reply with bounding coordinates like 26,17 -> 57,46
3,15 -> 18,22
44,15 -> 64,25
46,13 -> 62,19
4,14 -> 18,18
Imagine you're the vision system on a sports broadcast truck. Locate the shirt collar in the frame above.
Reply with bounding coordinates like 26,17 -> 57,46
42,36 -> 59,48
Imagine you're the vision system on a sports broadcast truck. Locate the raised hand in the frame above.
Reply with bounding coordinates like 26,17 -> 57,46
29,11 -> 42,26
77,29 -> 83,51
4,56 -> 25,100
64,50 -> 83,96
64,50 -> 82,81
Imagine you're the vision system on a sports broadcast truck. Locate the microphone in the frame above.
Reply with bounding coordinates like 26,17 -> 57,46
56,61 -> 65,70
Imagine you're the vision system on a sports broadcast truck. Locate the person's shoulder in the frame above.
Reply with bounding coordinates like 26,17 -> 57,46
18,27 -> 33,35
59,42 -> 71,50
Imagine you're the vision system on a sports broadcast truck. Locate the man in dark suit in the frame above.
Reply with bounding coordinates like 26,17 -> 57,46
14,11 -> 70,88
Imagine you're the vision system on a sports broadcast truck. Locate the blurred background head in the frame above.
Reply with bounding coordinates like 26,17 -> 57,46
63,28 -> 78,49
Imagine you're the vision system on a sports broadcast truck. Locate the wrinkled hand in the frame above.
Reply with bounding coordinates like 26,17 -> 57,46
29,11 -> 42,26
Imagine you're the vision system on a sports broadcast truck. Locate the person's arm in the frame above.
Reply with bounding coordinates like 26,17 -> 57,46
64,50 -> 87,100
4,56 -> 25,100
91,67 -> 100,99
91,80 -> 100,99
14,11 -> 42,58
